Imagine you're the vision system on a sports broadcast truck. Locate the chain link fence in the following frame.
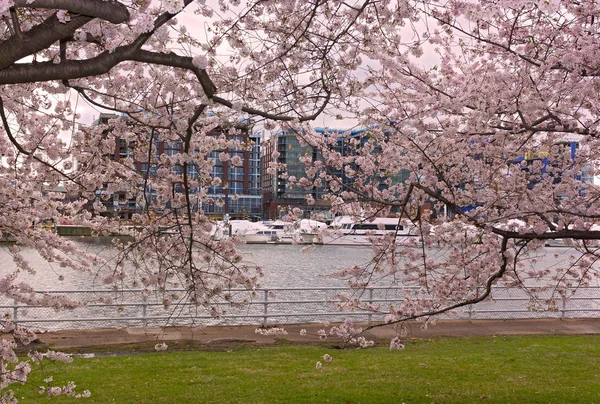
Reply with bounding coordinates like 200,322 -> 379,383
0,286 -> 599,331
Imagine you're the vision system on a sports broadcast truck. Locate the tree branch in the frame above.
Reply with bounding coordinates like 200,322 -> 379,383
0,96 -> 84,186
9,7 -> 22,40
0,13 -> 93,69
130,50 -> 217,96
0,96 -> 30,156
364,236 -> 511,331
13,0 -> 130,24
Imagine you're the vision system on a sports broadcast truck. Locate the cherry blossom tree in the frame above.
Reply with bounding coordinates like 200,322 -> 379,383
0,0 -> 402,399
1,0 -> 393,313
1,0 -> 600,399
292,0 -> 600,329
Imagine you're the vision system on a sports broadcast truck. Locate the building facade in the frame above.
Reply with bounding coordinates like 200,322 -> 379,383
92,113 -> 262,220
203,129 -> 262,219
261,130 -> 331,219
260,127 -> 407,220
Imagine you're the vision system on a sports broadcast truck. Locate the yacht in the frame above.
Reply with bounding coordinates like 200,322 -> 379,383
322,216 -> 418,246
232,219 -> 327,244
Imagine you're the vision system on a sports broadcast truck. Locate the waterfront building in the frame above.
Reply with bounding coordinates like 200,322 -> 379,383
513,139 -> 595,195
452,138 -> 595,217
90,113 -> 262,220
203,128 -> 262,219
261,129 -> 328,219
261,127 -> 411,219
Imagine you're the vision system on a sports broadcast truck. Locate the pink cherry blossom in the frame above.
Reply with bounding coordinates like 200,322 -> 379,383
154,343 -> 168,351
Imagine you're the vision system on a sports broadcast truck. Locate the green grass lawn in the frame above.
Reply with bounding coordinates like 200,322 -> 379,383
10,335 -> 600,403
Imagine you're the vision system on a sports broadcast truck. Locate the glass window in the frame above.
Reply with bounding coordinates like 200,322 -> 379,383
229,181 -> 244,194
140,163 -> 157,175
164,141 -> 182,156
187,165 -> 199,178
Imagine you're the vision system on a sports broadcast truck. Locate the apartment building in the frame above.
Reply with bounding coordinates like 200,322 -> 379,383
91,113 -> 262,220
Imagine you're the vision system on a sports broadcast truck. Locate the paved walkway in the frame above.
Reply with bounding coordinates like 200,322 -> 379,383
34,318 -> 600,349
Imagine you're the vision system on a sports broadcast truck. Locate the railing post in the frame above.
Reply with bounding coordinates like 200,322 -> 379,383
263,289 -> 269,327
561,297 -> 566,319
468,304 -> 473,321
142,295 -> 148,327
13,300 -> 18,326
368,288 -> 374,324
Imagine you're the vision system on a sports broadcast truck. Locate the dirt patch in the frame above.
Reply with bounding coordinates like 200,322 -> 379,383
16,337 -> 370,357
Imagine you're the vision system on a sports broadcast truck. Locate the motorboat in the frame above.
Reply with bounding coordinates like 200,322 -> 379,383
229,219 -> 327,244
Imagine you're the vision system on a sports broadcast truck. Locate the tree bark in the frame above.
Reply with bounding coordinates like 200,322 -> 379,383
0,14 -> 93,70
13,0 -> 129,24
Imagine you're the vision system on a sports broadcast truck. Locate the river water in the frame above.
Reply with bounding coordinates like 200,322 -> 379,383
1,239 -> 599,330
0,239 -> 377,290
1,238 -> 595,290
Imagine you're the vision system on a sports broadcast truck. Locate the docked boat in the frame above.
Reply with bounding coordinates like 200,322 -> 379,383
231,219 -> 327,244
322,216 -> 419,246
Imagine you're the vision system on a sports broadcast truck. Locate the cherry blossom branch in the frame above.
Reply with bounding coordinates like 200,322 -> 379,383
0,97 -> 29,157
0,13 -> 93,70
0,1 -> 335,123
179,105 -> 207,296
412,182 -> 600,241
211,90 -> 331,122
0,96 -> 84,187
12,0 -> 130,23
364,236 -> 511,331
217,0 -> 324,77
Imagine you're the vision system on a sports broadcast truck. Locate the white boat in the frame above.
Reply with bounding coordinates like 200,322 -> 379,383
322,216 -> 418,246
236,219 -> 327,244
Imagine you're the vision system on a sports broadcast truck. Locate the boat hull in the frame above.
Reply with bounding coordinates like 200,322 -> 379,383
322,233 -> 420,246
239,233 -> 317,244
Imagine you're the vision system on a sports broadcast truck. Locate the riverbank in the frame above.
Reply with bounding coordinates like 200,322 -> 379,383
31,318 -> 600,350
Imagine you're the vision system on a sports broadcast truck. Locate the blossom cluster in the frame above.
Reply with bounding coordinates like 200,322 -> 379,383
154,343 -> 168,351
0,321 -> 86,402
254,327 -> 288,336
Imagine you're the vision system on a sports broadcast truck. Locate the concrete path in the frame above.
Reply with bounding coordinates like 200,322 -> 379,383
34,318 -> 600,349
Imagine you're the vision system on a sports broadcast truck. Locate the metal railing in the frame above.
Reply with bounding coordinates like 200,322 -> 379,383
0,286 -> 599,331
